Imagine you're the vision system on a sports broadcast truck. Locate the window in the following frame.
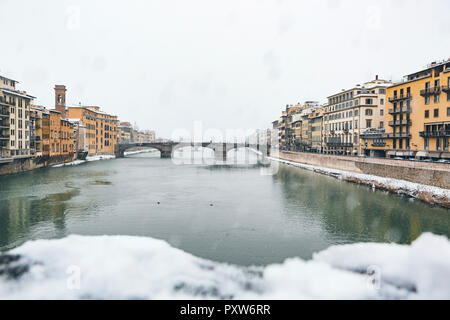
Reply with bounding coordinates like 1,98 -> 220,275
447,107 -> 450,116
434,95 -> 439,103
425,96 -> 430,105
434,109 -> 439,117
425,110 -> 429,118
379,121 -> 384,129
379,89 -> 385,94
380,98 -> 384,105
365,109 -> 373,116
380,109 -> 384,116
355,120 -> 358,129
365,98 -> 373,105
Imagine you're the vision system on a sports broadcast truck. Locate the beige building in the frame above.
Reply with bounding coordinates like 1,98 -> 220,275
323,77 -> 391,155
0,75 -> 35,159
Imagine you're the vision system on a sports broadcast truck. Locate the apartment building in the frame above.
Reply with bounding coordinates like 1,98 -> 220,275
363,60 -> 450,160
49,110 -> 73,157
309,108 -> 324,153
118,122 -> 133,143
323,77 -> 391,155
54,85 -> 118,156
30,106 -> 44,157
0,75 -> 35,158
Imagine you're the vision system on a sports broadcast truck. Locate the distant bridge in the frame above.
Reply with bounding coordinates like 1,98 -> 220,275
115,142 -> 271,159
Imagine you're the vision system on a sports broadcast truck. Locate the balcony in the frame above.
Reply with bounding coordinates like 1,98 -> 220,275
0,110 -> 10,117
385,133 -> 411,139
388,119 -> 411,127
371,142 -> 386,147
327,142 -> 353,147
420,87 -> 441,96
388,93 -> 411,103
419,130 -> 450,138
388,107 -> 411,114
442,85 -> 450,93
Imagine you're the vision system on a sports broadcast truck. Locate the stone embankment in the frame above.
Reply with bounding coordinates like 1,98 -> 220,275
272,151 -> 450,208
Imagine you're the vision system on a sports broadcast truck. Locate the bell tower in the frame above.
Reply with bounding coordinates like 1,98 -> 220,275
54,85 -> 67,116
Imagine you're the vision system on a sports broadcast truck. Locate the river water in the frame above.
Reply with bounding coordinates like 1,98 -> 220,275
0,149 -> 449,266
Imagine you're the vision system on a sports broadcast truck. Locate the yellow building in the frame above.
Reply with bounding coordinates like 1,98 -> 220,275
309,108 -> 324,153
385,60 -> 450,159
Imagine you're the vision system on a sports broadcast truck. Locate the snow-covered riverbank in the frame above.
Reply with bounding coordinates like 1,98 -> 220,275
0,233 -> 449,299
51,155 -> 116,168
269,157 -> 450,208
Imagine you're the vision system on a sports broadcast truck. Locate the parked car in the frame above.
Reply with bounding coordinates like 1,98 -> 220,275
393,157 -> 403,160
436,159 -> 450,164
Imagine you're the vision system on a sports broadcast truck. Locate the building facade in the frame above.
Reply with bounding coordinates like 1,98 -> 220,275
0,75 -> 36,159
323,77 -> 391,155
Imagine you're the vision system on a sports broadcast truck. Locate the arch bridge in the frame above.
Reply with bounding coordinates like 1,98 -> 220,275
115,142 -> 271,159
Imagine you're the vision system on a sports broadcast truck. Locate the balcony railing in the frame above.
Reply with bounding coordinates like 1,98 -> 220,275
388,107 -> 411,114
419,130 -> 450,138
385,133 -> 411,138
388,119 -> 411,127
0,110 -> 10,117
371,142 -> 386,147
420,87 -> 441,96
388,93 -> 411,103
327,142 -> 353,147
442,85 -> 450,93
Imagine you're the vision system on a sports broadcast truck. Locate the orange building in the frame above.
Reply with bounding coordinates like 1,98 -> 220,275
49,110 -> 74,157
54,85 -> 118,156
66,106 -> 118,155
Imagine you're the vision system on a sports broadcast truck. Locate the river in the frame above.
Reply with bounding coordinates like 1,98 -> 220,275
0,149 -> 449,266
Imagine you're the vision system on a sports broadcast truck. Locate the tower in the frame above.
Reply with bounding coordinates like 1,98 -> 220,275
54,85 -> 67,115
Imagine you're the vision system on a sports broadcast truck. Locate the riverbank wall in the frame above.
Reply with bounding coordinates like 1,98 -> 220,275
0,154 -> 75,176
271,151 -> 450,208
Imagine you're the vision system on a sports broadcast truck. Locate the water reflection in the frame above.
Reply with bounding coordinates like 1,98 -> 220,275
274,164 -> 450,245
0,186 -> 80,251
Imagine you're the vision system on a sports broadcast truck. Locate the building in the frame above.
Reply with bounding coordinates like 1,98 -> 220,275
0,75 -> 35,159
49,110 -> 73,157
54,85 -> 118,156
309,108 -> 324,153
30,106 -> 44,157
298,102 -> 320,152
365,59 -> 450,160
118,122 -> 133,144
323,77 -> 391,155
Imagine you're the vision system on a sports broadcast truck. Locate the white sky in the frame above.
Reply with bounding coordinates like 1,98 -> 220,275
0,0 -> 449,138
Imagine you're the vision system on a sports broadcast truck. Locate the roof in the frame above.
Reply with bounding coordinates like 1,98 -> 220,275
0,75 -> 19,83
1,88 -> 35,99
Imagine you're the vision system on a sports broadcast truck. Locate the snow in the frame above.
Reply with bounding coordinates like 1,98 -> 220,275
51,155 -> 116,168
86,154 -> 115,161
269,157 -> 450,204
0,233 -> 449,300
52,160 -> 86,168
123,149 -> 158,156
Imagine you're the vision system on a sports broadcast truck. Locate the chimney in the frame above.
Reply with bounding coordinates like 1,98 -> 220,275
54,85 -> 67,116
376,75 -> 379,80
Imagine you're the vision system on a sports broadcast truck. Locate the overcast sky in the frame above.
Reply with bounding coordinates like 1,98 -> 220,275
0,0 -> 449,138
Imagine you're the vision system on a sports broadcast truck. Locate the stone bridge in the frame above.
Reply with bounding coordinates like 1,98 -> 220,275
115,142 -> 271,159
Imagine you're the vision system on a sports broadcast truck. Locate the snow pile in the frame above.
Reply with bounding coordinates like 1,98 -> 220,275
124,149 -> 157,156
52,160 -> 86,168
0,233 -> 449,300
86,154 -> 115,162
269,157 -> 450,207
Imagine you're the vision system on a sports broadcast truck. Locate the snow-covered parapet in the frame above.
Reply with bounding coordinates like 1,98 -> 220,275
0,234 -> 449,299
269,157 -> 450,208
